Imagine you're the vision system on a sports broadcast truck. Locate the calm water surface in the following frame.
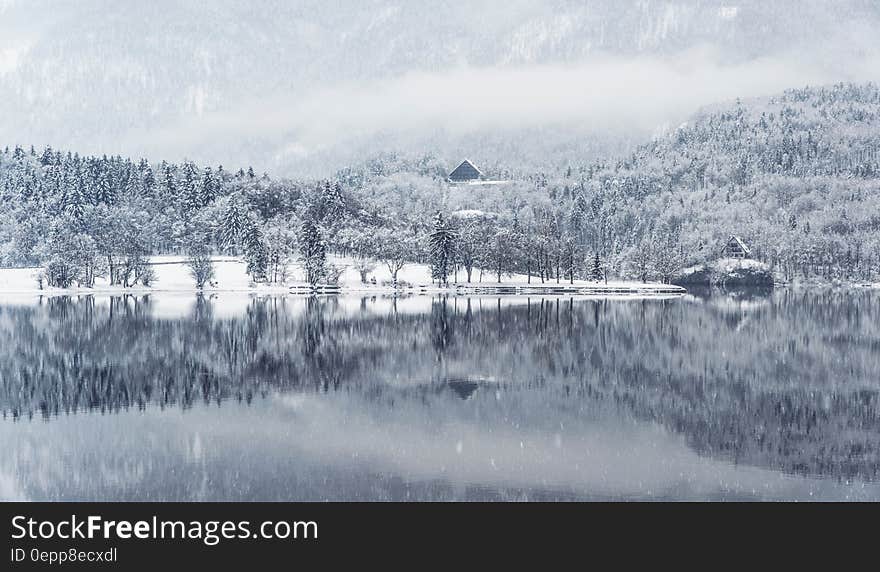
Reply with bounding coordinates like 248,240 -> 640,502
2,290 -> 880,501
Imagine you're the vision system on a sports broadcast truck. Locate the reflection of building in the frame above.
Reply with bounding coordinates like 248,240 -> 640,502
446,379 -> 479,400
721,235 -> 751,259
447,159 -> 483,182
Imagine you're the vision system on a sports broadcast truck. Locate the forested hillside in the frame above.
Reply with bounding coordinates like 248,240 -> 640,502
1,83 -> 879,287
569,83 -> 880,281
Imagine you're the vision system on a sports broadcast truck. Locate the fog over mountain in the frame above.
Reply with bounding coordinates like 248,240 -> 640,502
2,0 -> 880,175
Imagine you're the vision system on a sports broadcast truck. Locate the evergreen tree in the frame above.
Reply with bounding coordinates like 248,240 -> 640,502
570,192 -> 589,239
298,220 -> 326,287
591,252 -> 603,282
141,163 -> 156,199
222,199 -> 247,253
96,166 -> 114,205
123,162 -> 141,197
322,181 -> 346,222
180,161 -> 201,215
201,166 -> 217,206
160,162 -> 177,204
39,146 -> 54,166
65,170 -> 87,224
429,212 -> 457,286
243,221 -> 268,282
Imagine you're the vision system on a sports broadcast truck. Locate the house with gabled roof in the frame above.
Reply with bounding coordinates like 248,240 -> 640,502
721,235 -> 752,259
447,159 -> 483,182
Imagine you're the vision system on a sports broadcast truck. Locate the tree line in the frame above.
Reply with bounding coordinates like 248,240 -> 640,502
3,83 -> 880,287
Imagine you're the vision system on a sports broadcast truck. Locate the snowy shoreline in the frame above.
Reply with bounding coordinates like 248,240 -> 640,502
5,255 -> 879,298
0,255 -> 686,297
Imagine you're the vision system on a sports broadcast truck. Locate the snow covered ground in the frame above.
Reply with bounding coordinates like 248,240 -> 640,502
0,255 -> 683,296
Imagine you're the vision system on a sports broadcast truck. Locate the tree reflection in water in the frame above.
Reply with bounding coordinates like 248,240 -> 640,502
1,290 -> 879,481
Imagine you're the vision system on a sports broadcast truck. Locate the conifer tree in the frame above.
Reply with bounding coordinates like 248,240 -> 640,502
429,212 -> 457,286
243,221 -> 268,282
180,162 -> 201,215
298,220 -> 326,287
222,199 -> 247,253
201,166 -> 217,206
591,252 -> 602,282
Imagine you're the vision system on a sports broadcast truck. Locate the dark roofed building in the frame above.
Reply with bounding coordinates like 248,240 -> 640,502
448,159 -> 482,182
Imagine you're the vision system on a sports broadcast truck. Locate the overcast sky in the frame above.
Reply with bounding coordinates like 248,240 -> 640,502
2,1 -> 879,172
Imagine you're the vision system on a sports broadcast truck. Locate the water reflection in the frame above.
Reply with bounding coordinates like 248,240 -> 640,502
1,291 -> 880,500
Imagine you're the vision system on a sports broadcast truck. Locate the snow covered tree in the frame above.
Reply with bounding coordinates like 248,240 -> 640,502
263,219 -> 296,284
298,220 -> 326,287
654,240 -> 685,284
590,252 -> 603,282
243,220 -> 268,282
159,162 -> 177,204
629,239 -> 654,283
39,216 -> 105,287
180,161 -> 201,215
201,166 -> 217,206
428,212 -> 457,286
352,257 -> 375,283
456,218 -> 487,283
222,198 -> 247,253
140,163 -> 156,199
186,238 -> 215,289
321,181 -> 346,222
373,227 -> 411,287
486,226 -> 518,283
95,167 -> 115,205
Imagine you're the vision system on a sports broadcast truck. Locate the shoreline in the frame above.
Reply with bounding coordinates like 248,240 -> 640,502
0,256 -> 687,297
0,282 -> 688,297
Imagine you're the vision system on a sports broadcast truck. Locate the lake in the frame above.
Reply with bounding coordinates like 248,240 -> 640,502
1,290 -> 880,501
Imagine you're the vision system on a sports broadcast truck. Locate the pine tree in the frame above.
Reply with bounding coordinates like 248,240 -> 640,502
65,166 -> 87,224
39,146 -> 54,166
429,212 -> 457,286
570,192 -> 589,237
322,181 -> 346,221
591,252 -> 602,282
201,166 -> 217,206
96,166 -> 114,205
141,163 -> 156,199
180,162 -> 200,215
298,220 -> 326,287
243,221 -> 268,282
123,162 -> 141,197
160,162 -> 177,204
222,199 -> 247,253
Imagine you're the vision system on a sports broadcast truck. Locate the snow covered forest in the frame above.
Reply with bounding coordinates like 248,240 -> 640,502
1,83 -> 880,288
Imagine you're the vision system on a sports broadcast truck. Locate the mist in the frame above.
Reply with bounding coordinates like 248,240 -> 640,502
3,0 -> 880,173
125,45 -> 879,172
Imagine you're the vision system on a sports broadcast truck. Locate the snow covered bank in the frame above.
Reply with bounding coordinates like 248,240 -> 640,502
674,258 -> 774,288
0,255 -> 683,297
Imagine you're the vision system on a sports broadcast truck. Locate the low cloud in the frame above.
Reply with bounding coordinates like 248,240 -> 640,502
128,44 -> 878,164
